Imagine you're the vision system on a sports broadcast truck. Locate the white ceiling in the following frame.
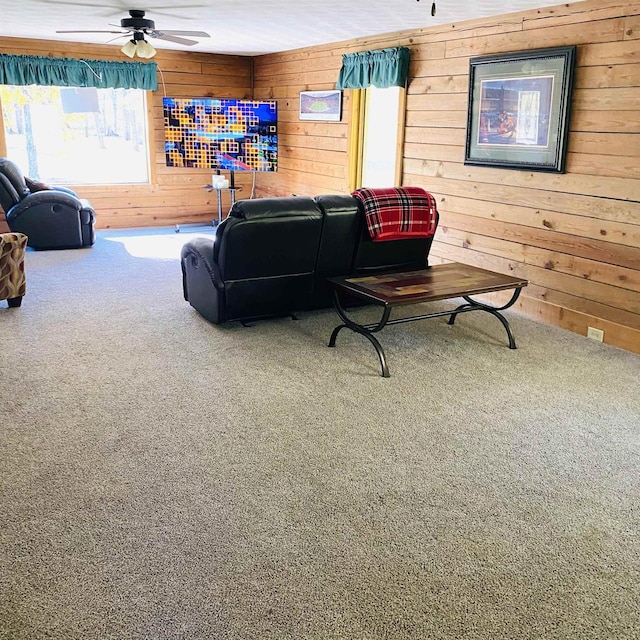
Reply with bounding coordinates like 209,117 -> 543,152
2,0 -> 579,56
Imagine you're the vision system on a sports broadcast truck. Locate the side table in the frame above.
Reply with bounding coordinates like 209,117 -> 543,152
175,185 -> 243,233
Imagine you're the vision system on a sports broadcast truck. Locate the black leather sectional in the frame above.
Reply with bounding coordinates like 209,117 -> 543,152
180,194 -> 439,324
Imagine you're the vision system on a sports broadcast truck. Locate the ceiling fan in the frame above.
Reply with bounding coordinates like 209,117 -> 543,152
56,9 -> 211,58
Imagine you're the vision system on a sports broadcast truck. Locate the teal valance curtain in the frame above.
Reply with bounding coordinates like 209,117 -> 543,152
336,46 -> 410,90
0,54 -> 158,90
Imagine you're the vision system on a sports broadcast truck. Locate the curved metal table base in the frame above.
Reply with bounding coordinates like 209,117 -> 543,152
447,290 -> 522,350
329,296 -> 392,377
328,287 -> 523,378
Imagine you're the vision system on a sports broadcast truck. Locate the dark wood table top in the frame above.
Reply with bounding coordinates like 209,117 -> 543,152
327,263 -> 528,307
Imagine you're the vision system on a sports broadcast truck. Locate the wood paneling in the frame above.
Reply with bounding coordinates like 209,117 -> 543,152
1,2 -> 639,354
0,35 -> 253,230
251,0 -> 640,354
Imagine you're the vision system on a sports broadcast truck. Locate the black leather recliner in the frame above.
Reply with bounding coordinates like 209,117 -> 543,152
182,197 -> 325,324
181,193 -> 438,324
0,158 -> 96,250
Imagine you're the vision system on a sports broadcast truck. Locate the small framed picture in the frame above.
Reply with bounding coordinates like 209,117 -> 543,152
299,90 -> 342,122
465,46 -> 576,173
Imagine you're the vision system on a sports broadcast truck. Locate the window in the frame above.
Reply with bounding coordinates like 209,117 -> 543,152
0,85 -> 150,185
349,85 -> 406,190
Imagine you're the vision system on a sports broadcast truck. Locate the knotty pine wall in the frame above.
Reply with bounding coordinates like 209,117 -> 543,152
0,1 -> 638,353
252,0 -> 640,354
0,35 -> 252,230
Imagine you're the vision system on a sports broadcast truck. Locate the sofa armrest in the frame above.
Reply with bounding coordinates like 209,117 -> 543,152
181,237 -> 226,324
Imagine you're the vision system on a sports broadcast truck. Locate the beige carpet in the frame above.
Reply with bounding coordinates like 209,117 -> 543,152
1,227 -> 639,639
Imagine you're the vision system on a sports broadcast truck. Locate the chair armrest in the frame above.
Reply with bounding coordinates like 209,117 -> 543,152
51,186 -> 79,198
181,237 -> 223,290
5,190 -> 83,224
78,200 -> 96,225
181,237 -> 227,323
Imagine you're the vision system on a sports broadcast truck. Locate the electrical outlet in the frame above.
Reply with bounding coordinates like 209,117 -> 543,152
587,327 -> 604,342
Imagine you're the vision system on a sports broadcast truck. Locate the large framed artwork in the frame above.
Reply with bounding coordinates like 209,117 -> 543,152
464,46 -> 576,173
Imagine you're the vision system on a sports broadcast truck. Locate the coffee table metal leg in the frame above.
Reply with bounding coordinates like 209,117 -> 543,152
447,287 -> 523,349
329,323 -> 390,377
328,291 -> 392,377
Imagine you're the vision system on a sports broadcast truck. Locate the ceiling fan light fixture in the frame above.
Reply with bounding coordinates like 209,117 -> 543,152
136,39 -> 157,59
121,39 -> 137,58
56,10 -> 208,56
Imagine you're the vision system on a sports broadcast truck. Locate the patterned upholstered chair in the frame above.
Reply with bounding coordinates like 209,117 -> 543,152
0,232 -> 27,307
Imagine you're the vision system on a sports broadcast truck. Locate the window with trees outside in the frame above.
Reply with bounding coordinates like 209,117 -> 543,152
0,85 -> 150,185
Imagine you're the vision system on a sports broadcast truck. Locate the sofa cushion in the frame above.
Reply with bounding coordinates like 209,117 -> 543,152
312,194 -> 361,308
314,195 -> 361,277
0,158 -> 28,212
230,196 -> 321,221
0,173 -> 22,212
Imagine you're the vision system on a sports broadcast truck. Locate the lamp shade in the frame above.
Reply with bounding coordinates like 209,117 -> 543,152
121,40 -> 137,58
136,40 -> 157,59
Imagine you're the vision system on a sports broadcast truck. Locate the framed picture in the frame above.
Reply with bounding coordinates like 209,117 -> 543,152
464,46 -> 576,173
299,90 -> 342,122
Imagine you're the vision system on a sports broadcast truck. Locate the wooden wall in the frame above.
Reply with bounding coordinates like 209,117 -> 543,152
252,0 -> 640,354
0,0 -> 638,353
0,36 -> 253,230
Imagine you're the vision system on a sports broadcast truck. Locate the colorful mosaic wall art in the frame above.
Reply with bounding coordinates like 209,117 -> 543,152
163,98 -> 277,172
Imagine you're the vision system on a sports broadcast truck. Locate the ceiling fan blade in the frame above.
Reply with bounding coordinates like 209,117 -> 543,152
141,10 -> 196,21
146,4 -> 208,17
156,30 -> 210,37
56,30 -> 125,34
150,32 -> 198,46
47,0 -> 115,7
148,3 -> 208,8
45,0 -> 131,17
105,34 -> 131,43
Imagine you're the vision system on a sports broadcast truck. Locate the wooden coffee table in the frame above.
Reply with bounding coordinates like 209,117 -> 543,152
327,263 -> 528,377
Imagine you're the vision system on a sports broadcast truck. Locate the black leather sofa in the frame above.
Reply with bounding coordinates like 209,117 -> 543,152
181,194 -> 438,324
0,158 -> 96,250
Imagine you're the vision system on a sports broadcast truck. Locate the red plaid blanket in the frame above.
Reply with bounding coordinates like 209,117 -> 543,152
351,187 -> 438,242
